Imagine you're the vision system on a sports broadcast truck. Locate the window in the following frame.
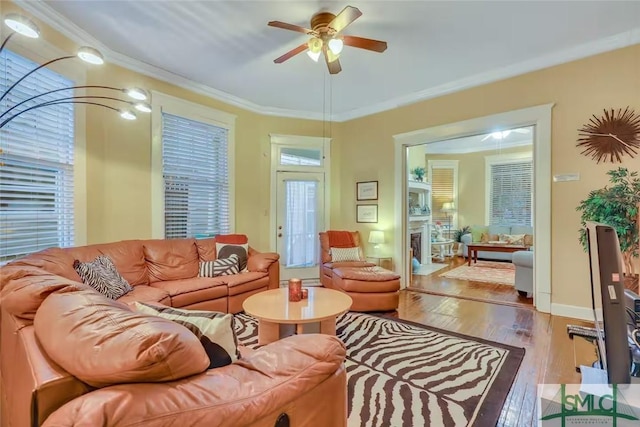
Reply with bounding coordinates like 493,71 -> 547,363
152,92 -> 235,239
485,153 -> 533,226
0,50 -> 75,264
427,160 -> 458,229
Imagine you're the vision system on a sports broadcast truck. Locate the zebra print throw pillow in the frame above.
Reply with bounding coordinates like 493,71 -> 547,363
73,255 -> 133,299
134,302 -> 240,369
199,254 -> 239,277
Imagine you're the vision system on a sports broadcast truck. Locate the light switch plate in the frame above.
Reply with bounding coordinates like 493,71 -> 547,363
553,173 -> 580,182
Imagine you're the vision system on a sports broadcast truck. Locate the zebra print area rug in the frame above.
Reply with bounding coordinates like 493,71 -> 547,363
234,312 -> 524,427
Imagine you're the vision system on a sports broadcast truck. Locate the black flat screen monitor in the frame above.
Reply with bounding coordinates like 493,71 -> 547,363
586,221 -> 630,384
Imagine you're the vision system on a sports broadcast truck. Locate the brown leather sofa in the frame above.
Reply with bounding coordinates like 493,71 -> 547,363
0,237 -> 348,427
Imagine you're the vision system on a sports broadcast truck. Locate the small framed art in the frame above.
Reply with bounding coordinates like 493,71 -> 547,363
356,181 -> 378,201
356,204 -> 378,223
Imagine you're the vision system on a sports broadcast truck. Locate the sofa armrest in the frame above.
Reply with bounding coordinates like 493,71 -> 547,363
43,335 -> 347,427
460,233 -> 473,245
246,252 -> 279,273
1,311 -> 91,427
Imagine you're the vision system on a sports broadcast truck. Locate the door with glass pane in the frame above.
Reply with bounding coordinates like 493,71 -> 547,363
275,172 -> 325,280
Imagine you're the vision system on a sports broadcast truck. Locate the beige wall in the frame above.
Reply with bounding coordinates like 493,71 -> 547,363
337,44 -> 640,310
426,145 -> 533,227
5,2 -> 639,310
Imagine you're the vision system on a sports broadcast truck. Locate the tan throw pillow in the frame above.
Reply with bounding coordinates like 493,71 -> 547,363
330,247 -> 362,262
134,302 -> 240,369
34,290 -> 209,388
499,234 -> 526,245
524,234 -> 534,246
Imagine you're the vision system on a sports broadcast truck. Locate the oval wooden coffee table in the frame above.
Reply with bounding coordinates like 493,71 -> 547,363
242,287 -> 352,345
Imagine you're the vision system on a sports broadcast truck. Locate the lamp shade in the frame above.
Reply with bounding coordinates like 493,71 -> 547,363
368,230 -> 385,245
441,202 -> 455,212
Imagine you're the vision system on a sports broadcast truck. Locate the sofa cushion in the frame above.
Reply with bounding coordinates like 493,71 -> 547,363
488,225 -> 511,236
225,272 -> 269,296
91,240 -> 149,286
216,243 -> 249,271
34,289 -> 209,388
215,234 -> 249,244
510,225 -> 533,235
199,254 -> 239,277
73,255 -> 133,299
0,265 -> 90,321
134,303 -> 240,369
10,247 -> 80,281
143,239 -> 199,282
117,285 -> 171,306
470,225 -> 488,242
151,277 -> 228,308
246,252 -> 280,273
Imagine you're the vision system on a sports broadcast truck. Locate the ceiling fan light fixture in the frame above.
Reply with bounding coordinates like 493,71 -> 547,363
306,37 -> 323,62
4,14 -> 40,38
328,37 -> 343,55
307,50 -> 321,62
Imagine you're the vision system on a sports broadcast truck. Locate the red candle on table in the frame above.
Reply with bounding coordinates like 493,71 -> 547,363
288,278 -> 302,302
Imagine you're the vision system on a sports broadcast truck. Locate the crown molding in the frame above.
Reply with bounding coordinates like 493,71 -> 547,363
333,27 -> 640,122
15,0 -> 640,124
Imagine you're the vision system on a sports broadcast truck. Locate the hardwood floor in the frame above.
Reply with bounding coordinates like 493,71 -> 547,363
394,290 -> 592,426
409,255 -> 534,308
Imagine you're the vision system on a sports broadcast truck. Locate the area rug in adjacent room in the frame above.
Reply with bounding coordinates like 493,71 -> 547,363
440,260 -> 515,286
413,262 -> 447,276
234,312 -> 525,427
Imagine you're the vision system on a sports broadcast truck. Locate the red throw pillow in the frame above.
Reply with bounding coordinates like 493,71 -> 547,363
215,234 -> 248,244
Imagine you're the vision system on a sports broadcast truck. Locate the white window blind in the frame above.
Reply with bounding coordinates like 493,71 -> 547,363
488,160 -> 533,226
162,112 -> 230,239
431,168 -> 454,223
0,50 -> 75,264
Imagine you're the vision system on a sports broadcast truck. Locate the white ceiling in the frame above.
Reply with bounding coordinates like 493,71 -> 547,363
20,1 -> 640,121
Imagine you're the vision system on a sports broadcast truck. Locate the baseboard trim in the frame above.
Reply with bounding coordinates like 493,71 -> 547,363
551,303 -> 594,321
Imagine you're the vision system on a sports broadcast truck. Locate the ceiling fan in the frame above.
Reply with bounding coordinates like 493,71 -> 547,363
481,128 -> 530,142
268,5 -> 387,75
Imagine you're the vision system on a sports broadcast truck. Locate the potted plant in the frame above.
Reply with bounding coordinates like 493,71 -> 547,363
411,167 -> 426,182
453,225 -> 471,256
577,167 -> 640,277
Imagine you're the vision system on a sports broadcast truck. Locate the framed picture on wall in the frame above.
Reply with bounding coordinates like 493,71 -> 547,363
356,204 -> 378,223
356,181 -> 378,201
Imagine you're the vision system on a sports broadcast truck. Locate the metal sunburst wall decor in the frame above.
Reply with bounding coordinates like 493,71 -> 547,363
576,107 -> 640,164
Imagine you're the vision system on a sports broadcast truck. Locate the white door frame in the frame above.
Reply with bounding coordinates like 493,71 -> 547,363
393,104 -> 554,313
269,134 -> 331,253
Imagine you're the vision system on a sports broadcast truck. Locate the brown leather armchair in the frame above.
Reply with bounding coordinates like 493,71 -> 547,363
318,231 -> 375,287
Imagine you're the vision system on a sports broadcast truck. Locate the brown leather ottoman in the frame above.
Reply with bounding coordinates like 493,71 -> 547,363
331,266 -> 400,312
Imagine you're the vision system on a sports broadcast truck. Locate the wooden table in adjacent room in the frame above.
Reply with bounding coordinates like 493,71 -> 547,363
242,287 -> 353,345
466,243 -> 529,266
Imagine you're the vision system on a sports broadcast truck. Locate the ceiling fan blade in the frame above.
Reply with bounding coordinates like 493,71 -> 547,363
328,6 -> 362,34
481,135 -> 492,142
342,35 -> 387,53
274,43 -> 308,64
268,21 -> 315,36
324,49 -> 342,74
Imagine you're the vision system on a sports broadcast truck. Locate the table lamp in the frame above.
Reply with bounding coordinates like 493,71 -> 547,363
368,230 -> 385,252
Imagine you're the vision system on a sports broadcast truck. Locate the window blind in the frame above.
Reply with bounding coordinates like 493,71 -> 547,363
162,112 -> 230,239
489,161 -> 533,226
0,50 -> 75,264
431,168 -> 454,223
